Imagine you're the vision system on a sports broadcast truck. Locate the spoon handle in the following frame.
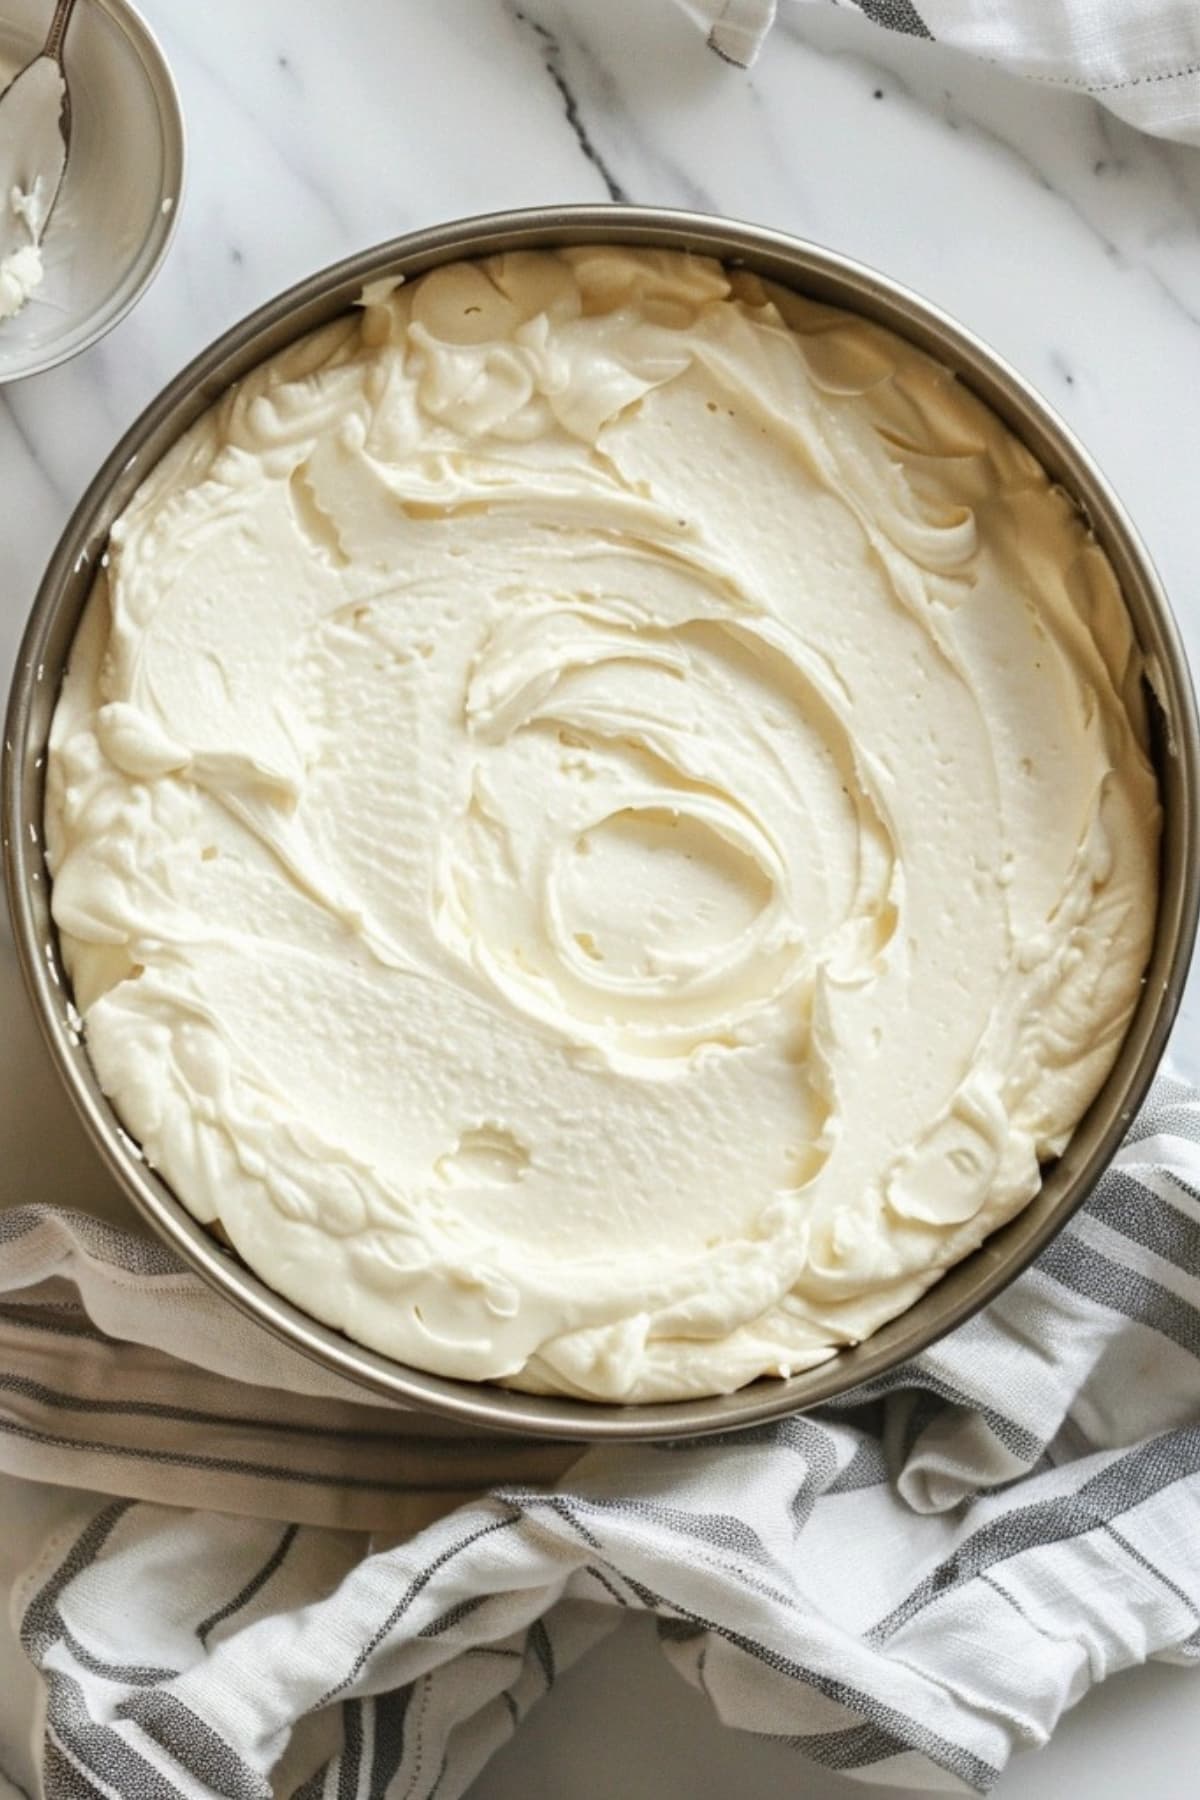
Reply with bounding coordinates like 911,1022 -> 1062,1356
42,0 -> 80,65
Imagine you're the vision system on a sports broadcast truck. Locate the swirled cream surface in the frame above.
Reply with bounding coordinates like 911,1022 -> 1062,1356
45,248 -> 1160,1402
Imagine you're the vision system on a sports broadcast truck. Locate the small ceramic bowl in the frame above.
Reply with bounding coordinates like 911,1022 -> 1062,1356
0,0 -> 184,383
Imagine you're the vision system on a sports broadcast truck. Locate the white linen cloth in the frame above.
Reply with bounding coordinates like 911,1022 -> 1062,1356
677,1 -> 1200,144
3,1076 -> 1199,1796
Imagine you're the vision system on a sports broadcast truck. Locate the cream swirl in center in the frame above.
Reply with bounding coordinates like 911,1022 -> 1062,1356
439,596 -> 894,1076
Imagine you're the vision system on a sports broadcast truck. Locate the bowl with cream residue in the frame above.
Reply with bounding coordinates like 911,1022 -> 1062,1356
4,206 -> 1198,1439
0,0 -> 184,383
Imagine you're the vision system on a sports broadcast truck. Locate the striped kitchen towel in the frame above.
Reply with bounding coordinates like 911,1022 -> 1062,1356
678,1 -> 1200,145
4,1074 -> 1200,1797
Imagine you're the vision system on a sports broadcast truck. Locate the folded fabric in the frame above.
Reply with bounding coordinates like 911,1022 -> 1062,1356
678,0 -> 1200,145
0,1206 -> 579,1534
5,1075 -> 1200,1796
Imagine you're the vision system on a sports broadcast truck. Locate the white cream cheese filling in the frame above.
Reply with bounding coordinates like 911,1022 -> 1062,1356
0,230 -> 43,320
44,248 -> 1160,1402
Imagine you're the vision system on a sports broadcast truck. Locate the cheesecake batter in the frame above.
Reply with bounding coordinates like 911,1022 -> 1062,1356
44,248 -> 1160,1401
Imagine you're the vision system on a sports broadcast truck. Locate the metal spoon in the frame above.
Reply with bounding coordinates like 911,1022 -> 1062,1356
0,0 -> 81,290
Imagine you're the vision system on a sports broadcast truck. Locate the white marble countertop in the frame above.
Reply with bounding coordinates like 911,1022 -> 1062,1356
1,1 -> 1198,1794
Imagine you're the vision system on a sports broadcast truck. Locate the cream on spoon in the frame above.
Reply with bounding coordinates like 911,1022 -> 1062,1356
0,0 -> 79,322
